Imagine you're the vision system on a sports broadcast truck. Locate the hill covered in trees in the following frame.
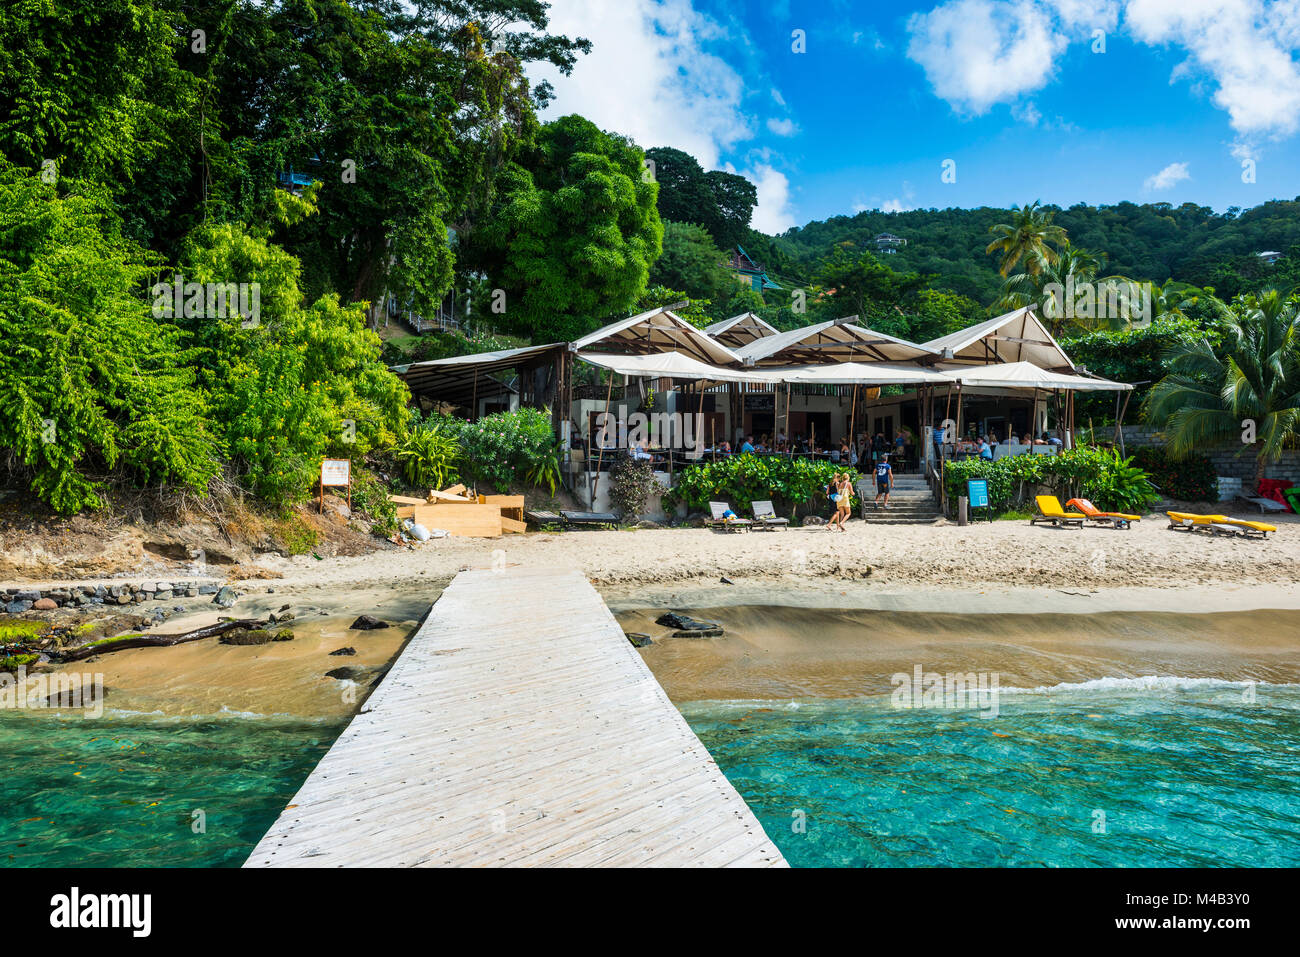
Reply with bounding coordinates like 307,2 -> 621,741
766,199 -> 1300,305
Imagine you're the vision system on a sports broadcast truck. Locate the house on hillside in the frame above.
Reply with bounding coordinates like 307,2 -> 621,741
1257,250 -> 1284,265
874,232 -> 907,255
724,246 -> 782,292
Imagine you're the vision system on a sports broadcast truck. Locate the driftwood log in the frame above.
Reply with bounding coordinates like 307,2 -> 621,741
56,619 -> 264,663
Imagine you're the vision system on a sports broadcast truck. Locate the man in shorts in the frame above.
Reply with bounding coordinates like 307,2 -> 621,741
874,453 -> 894,509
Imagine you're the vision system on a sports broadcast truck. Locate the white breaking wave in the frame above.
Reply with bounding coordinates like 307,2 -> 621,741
997,676 -> 1300,695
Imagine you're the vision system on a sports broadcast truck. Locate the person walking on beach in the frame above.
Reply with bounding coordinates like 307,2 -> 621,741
827,472 -> 850,531
873,453 -> 894,509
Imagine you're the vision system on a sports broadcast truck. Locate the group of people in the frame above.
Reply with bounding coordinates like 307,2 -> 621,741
825,452 -> 896,531
970,430 -> 1065,460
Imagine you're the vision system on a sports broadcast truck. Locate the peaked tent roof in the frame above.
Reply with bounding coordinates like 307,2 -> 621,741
921,306 -> 1075,371
734,318 -> 935,366
393,341 -> 568,404
703,312 -> 780,347
573,307 -> 741,366
938,361 -> 1131,391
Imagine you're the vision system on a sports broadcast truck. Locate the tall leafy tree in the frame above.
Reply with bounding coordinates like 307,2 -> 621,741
643,146 -> 756,251
1145,291 -> 1300,482
811,247 -> 929,328
463,114 -> 663,342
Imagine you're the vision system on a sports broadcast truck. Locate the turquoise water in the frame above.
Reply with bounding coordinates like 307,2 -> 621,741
682,681 -> 1300,867
0,712 -> 343,867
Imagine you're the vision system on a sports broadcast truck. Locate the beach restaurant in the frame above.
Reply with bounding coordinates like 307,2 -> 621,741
392,304 -> 1132,514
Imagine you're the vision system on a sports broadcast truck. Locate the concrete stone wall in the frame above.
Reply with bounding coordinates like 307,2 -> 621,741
1120,426 -> 1300,483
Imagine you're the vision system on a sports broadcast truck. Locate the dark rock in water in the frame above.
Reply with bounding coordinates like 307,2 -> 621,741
349,615 -> 389,631
672,627 -> 724,638
278,604 -> 291,612
654,612 -> 721,633
272,629 -> 294,642
329,646 -> 357,656
326,666 -> 364,681
272,611 -> 295,623
624,632 -> 654,648
212,586 -> 238,609
219,627 -> 272,646
719,576 -> 734,585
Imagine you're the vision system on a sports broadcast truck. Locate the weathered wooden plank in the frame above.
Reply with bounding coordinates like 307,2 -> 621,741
246,565 -> 785,868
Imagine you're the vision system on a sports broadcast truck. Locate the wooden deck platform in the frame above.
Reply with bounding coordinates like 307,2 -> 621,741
245,565 -> 786,867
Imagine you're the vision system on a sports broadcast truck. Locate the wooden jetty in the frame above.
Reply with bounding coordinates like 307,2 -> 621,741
245,565 -> 786,867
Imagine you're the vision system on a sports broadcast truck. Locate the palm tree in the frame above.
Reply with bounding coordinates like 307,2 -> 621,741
985,201 -> 1068,277
1145,290 -> 1300,483
995,241 -> 1102,335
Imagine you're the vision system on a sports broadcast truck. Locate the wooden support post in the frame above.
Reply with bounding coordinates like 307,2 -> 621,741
590,371 -> 615,503
848,383 -> 859,465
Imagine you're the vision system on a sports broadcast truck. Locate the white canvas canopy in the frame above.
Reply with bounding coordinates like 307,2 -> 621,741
922,306 -> 1076,371
734,318 -> 934,365
703,312 -> 780,347
576,350 -> 778,384
938,361 -> 1131,391
768,361 -> 952,386
573,307 -> 741,366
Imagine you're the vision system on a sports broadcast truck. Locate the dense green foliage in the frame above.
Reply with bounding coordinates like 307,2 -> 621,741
0,0 -> 592,515
461,115 -> 663,342
649,222 -> 736,305
943,447 -> 1158,515
663,454 -> 857,516
396,420 -> 461,490
772,200 -> 1300,305
0,169 -> 220,512
1144,291 -> 1300,480
1129,447 -> 1218,502
435,408 -> 559,493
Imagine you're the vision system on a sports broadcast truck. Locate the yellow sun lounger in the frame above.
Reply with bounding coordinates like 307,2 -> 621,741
1067,498 -> 1140,529
1166,511 -> 1276,539
1030,495 -> 1086,528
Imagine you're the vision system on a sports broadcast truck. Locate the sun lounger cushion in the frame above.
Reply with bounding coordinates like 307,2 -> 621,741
1067,498 -> 1140,522
1031,495 -> 1085,525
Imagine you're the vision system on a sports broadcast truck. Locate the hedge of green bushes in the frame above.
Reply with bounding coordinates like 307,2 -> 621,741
943,446 -> 1159,515
663,454 -> 858,516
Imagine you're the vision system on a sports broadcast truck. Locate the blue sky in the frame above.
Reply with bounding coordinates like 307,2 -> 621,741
534,0 -> 1300,233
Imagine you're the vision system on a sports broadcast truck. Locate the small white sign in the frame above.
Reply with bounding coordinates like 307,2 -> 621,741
321,458 -> 351,487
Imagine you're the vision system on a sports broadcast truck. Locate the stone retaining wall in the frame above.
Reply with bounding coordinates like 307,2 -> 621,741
1,581 -> 221,615
1120,426 -> 1300,482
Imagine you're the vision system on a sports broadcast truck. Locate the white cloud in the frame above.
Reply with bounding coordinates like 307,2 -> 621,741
881,198 -> 912,213
532,0 -> 754,169
766,117 -> 799,137
907,0 -> 1300,151
1125,0 -> 1300,144
742,164 -> 798,233
1144,161 -> 1191,190
905,0 -> 1074,114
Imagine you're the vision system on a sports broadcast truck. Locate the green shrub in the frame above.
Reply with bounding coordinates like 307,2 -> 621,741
1131,447 -> 1218,502
943,446 -> 1158,514
440,408 -> 559,492
663,454 -> 857,515
396,421 -> 461,489
609,456 -> 661,519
